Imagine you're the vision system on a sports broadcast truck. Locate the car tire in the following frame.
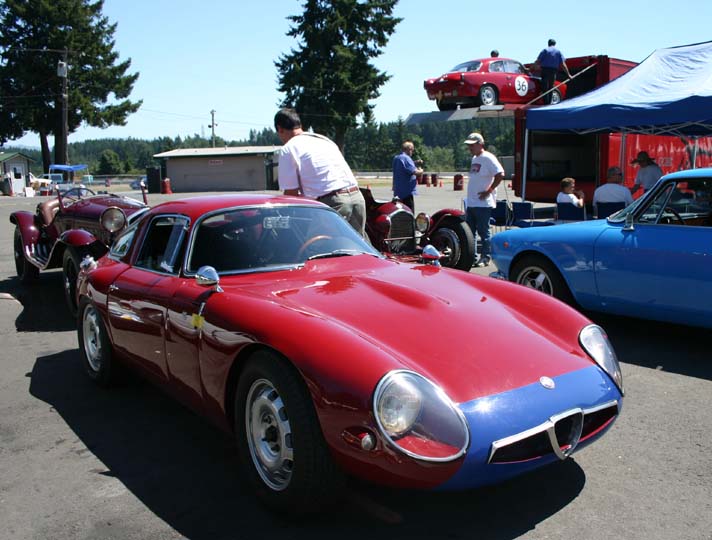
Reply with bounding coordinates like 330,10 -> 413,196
550,88 -> 562,104
436,99 -> 456,111
235,350 -> 343,514
13,227 -> 39,283
63,247 -> 84,318
78,298 -> 122,386
429,218 -> 476,271
510,255 -> 576,306
478,84 -> 499,106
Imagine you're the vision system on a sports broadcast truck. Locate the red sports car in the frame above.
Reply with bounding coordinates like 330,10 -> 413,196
424,57 -> 567,110
76,194 -> 623,514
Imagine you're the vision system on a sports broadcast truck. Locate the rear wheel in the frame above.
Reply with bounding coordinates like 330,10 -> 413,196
63,247 -> 84,318
550,88 -> 562,104
235,350 -> 343,514
510,255 -> 575,306
13,227 -> 39,283
429,219 -> 476,270
436,99 -> 456,111
478,84 -> 499,106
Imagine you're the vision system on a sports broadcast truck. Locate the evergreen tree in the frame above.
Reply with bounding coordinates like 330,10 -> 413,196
96,148 -> 121,175
0,0 -> 141,171
275,0 -> 400,150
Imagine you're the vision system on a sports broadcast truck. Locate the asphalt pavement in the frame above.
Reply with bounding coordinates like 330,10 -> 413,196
0,188 -> 710,540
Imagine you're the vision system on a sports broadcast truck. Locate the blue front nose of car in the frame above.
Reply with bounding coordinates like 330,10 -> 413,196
438,365 -> 622,490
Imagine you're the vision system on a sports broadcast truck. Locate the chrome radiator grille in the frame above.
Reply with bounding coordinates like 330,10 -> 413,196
384,210 -> 416,254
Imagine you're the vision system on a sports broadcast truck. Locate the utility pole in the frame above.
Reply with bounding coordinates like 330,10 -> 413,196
57,49 -> 69,166
209,109 -> 217,147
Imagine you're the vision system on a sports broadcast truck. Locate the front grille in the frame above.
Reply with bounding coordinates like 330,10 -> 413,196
385,210 -> 416,254
488,400 -> 619,464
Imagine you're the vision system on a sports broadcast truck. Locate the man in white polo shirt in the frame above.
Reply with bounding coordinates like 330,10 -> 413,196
275,108 -> 366,238
593,166 -> 634,206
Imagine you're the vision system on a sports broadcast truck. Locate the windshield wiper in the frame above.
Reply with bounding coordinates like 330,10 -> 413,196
307,249 -> 376,261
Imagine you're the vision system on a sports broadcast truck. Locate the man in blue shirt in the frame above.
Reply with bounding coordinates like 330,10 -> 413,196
535,39 -> 572,104
392,141 -> 423,211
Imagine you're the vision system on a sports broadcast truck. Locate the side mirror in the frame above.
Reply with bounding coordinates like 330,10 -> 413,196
623,213 -> 635,232
420,244 -> 442,267
195,266 -> 223,293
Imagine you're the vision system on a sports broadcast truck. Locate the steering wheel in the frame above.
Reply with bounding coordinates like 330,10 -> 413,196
296,235 -> 333,259
61,187 -> 95,203
663,206 -> 685,225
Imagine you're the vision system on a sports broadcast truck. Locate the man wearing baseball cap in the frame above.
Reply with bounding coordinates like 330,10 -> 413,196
630,151 -> 663,196
463,132 -> 504,267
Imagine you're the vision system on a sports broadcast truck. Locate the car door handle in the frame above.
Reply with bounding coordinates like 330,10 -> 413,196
108,284 -> 119,292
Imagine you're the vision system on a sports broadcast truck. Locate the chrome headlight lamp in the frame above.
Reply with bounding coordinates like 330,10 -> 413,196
373,370 -> 469,462
415,213 -> 430,233
580,324 -> 624,394
100,207 -> 127,233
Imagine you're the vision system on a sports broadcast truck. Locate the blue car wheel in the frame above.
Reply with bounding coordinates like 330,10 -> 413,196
510,255 -> 575,306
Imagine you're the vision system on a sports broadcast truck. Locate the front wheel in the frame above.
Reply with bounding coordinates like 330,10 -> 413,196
235,350 -> 343,513
550,88 -> 562,104
78,298 -> 122,386
429,219 -> 476,270
510,255 -> 575,306
478,84 -> 499,106
63,247 -> 83,318
13,227 -> 39,283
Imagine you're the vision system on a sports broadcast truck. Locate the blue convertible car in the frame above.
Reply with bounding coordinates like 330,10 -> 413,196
491,169 -> 712,329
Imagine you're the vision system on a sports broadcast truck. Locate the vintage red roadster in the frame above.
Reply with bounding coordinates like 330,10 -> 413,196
75,193 -> 623,513
362,186 -> 475,270
10,186 -> 149,316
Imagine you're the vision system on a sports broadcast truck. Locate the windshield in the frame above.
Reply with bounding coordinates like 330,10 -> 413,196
187,205 -> 380,274
449,61 -> 481,73
610,176 -> 712,224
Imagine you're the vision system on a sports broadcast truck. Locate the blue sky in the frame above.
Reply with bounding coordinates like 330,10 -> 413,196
9,0 -> 712,148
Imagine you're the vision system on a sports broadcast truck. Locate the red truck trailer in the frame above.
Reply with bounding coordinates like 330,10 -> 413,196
511,55 -> 712,202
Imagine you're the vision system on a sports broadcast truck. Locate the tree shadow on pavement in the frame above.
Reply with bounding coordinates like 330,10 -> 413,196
29,349 -> 587,540
588,311 -> 712,382
0,272 -> 74,332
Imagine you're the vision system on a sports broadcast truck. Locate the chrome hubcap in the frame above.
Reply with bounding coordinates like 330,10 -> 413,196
517,266 -> 553,295
481,87 -> 496,105
82,306 -> 102,372
245,379 -> 294,491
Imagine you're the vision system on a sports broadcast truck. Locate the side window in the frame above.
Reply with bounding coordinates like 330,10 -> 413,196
109,224 -> 138,259
135,215 -> 189,274
638,185 -> 673,224
489,61 -> 504,73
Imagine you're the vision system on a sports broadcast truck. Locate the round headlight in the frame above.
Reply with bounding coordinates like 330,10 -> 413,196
100,207 -> 127,233
580,324 -> 624,394
373,370 -> 469,461
415,212 -> 430,233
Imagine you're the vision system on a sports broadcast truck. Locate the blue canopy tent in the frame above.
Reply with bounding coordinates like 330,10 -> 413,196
49,164 -> 88,172
521,41 -> 712,199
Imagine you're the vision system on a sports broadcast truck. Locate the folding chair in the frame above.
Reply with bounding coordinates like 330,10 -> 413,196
595,201 -> 626,219
556,202 -> 586,222
510,201 -> 539,228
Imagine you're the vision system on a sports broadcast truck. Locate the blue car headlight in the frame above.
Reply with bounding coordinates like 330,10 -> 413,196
580,324 -> 624,394
373,370 -> 469,462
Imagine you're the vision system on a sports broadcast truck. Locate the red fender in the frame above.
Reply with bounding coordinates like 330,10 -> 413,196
60,228 -> 99,247
430,208 -> 466,231
9,211 -> 40,246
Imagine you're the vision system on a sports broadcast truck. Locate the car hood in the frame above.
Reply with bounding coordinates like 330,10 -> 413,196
65,195 -> 147,219
229,257 -> 595,402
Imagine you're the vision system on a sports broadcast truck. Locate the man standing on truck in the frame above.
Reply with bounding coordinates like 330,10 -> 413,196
535,39 -> 572,104
464,132 -> 504,268
630,151 -> 663,196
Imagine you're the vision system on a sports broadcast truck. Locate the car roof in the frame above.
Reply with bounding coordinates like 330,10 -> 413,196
662,167 -> 712,180
145,193 -> 326,221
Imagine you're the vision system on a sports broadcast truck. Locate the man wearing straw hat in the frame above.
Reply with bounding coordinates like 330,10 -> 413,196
630,151 -> 663,196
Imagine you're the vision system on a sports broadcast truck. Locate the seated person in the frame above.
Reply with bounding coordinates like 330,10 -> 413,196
556,177 -> 584,208
593,166 -> 634,206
